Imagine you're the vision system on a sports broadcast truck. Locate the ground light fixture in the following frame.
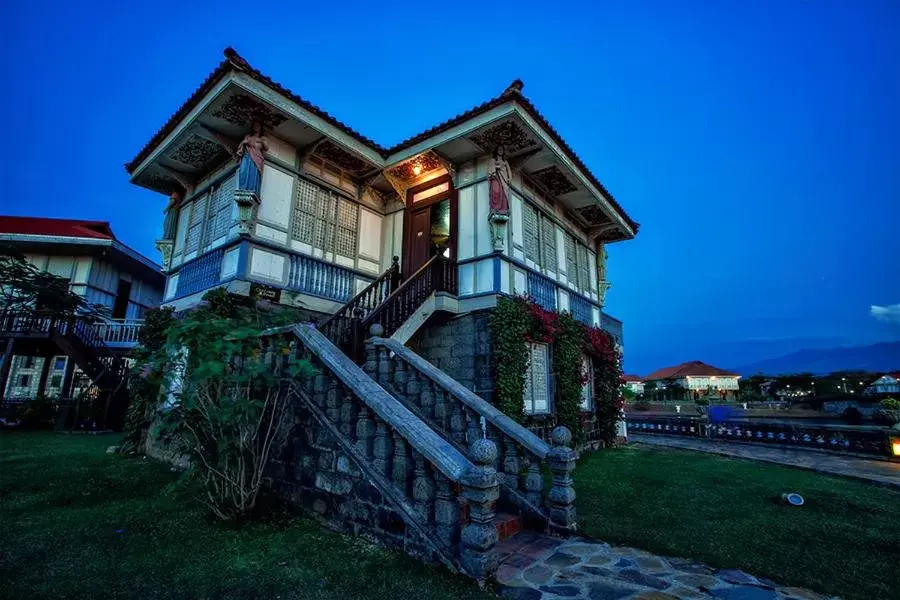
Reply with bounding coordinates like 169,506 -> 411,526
890,434 -> 900,458
782,493 -> 805,506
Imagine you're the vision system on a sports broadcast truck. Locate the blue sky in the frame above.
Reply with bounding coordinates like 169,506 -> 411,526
2,0 -> 898,373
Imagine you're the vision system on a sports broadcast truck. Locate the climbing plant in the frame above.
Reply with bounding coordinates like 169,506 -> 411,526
491,295 -> 624,445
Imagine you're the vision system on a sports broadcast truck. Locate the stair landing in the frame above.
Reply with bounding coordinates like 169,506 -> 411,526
495,533 -> 836,600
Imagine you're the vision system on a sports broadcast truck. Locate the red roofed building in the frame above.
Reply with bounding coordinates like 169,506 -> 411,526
622,374 -> 644,395
644,361 -> 741,399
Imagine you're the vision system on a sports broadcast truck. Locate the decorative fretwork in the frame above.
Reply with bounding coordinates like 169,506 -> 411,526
531,166 -> 577,197
469,120 -> 539,154
387,152 -> 444,182
212,93 -> 289,128
577,204 -> 613,227
169,134 -> 224,169
314,140 -> 371,175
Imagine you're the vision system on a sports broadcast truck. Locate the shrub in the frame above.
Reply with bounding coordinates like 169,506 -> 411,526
880,397 -> 900,410
695,397 -> 710,406
632,400 -> 651,412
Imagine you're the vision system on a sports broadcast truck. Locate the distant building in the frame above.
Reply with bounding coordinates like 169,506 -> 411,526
863,373 -> 900,396
644,361 -> 741,399
622,374 -> 644,395
0,216 -> 164,416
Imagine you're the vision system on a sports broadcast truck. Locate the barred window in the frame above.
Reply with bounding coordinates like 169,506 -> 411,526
203,174 -> 235,248
522,202 -> 540,265
292,178 -> 358,257
184,194 -> 208,255
541,216 -> 557,273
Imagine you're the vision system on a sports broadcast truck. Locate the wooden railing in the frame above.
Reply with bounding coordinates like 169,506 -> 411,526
262,323 -> 501,583
526,270 -> 556,312
319,257 -> 401,358
361,255 -> 457,341
287,253 -> 366,303
367,336 -> 578,532
93,320 -> 144,346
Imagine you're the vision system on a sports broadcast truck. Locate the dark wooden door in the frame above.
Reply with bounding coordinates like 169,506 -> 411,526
407,206 -> 432,274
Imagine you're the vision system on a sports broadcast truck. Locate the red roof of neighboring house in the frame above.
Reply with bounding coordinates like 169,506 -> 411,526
125,48 -> 639,234
645,361 -> 739,381
0,216 -> 115,240
622,374 -> 643,382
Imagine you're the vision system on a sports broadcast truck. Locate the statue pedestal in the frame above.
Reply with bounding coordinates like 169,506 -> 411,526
488,213 -> 509,253
155,239 -> 174,272
234,189 -> 260,237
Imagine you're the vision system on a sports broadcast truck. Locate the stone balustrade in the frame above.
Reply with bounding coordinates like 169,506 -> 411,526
367,333 -> 578,532
262,323 -> 502,583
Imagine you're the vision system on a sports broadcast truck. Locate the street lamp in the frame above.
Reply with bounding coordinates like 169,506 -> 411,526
842,377 -> 847,393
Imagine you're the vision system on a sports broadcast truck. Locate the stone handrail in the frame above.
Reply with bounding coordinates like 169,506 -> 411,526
366,334 -> 577,532
265,323 -> 501,582
371,336 -> 551,460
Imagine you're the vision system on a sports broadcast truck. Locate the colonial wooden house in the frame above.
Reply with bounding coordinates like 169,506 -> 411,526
0,216 -> 164,425
644,361 -> 742,400
127,48 -> 639,578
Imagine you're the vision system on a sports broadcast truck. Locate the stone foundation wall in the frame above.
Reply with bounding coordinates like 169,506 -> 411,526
266,404 -> 439,564
408,311 -> 495,405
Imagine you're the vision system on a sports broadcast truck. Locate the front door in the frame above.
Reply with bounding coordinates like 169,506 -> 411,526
407,206 -> 432,275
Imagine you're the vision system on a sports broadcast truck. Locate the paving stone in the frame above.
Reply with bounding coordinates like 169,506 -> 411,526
582,566 -> 616,577
778,587 -> 828,600
498,584 -> 544,600
554,568 -> 590,583
674,573 -> 719,589
635,557 -> 669,572
615,558 -> 637,569
504,554 -> 538,569
634,593 -> 680,600
667,587 -> 707,599
539,584 -> 582,597
617,569 -> 671,590
709,586 -> 778,600
754,578 -> 779,590
669,559 -> 715,575
523,564 -> 554,585
564,543 -> 601,555
497,564 -> 522,584
588,554 -> 614,566
546,552 -> 581,568
586,582 -> 637,600
716,570 -> 758,586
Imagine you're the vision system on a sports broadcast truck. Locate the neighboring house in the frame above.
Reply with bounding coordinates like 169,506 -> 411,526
0,216 -> 164,414
622,374 -> 644,395
863,373 -> 900,396
644,361 -> 741,399
126,47 -> 637,435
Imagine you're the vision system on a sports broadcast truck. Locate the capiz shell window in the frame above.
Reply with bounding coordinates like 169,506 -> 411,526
523,343 -> 551,415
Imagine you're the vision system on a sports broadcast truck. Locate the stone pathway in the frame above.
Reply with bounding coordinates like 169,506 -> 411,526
629,434 -> 900,488
495,533 -> 836,600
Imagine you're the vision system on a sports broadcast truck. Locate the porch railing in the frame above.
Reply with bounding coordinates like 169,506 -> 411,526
93,320 -> 145,346
176,248 -> 225,298
526,270 -> 556,312
287,253 -> 367,303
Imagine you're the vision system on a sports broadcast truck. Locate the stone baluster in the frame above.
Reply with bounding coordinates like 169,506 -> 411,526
449,401 -> 466,446
433,471 -> 460,549
522,453 -> 543,509
460,438 -> 499,583
363,335 -> 379,380
433,387 -> 448,430
547,426 -> 577,530
485,423 -> 502,469
392,431 -> 411,493
393,356 -> 409,399
355,405 -> 375,461
326,380 -> 341,424
464,407 -> 482,446
340,385 -> 355,439
373,417 -> 393,476
411,450 -> 435,525
419,378 -> 435,421
405,368 -> 421,406
312,372 -> 328,410
502,437 -> 520,490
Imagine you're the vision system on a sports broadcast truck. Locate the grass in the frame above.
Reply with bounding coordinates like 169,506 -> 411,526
574,444 -> 900,600
0,432 -> 493,600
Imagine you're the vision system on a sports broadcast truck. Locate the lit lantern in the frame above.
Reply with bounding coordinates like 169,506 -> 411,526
891,436 -> 900,458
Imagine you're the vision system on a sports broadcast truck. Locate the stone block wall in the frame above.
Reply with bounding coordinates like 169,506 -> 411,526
266,404 -> 439,564
408,311 -> 495,405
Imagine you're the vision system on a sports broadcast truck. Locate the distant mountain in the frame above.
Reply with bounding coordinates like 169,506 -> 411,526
733,342 -> 900,376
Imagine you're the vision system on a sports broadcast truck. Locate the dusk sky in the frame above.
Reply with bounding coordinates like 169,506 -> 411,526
2,0 -> 898,374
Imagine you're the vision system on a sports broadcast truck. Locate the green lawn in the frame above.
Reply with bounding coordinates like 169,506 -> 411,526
574,445 -> 900,600
0,432 -> 492,600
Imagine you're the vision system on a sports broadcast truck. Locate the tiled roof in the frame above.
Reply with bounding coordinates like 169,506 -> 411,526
645,361 -> 739,381
622,374 -> 643,382
125,48 -> 638,233
0,216 -> 116,240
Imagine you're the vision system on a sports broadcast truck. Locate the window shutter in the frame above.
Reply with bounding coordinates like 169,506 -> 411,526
577,244 -> 590,293
292,179 -> 318,245
541,217 -> 556,272
580,355 -> 593,410
334,198 -> 358,258
565,234 -> 578,285
185,194 -> 208,254
522,203 -> 540,264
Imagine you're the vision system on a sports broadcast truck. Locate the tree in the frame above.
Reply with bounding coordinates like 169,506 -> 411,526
0,254 -> 109,321
644,381 -> 658,401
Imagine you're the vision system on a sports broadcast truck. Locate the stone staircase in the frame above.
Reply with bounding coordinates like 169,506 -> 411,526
261,322 -> 579,585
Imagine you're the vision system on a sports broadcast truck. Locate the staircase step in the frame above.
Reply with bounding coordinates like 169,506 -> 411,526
494,512 -> 522,541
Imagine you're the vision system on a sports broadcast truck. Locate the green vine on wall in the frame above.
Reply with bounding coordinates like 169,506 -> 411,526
491,295 -> 624,445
